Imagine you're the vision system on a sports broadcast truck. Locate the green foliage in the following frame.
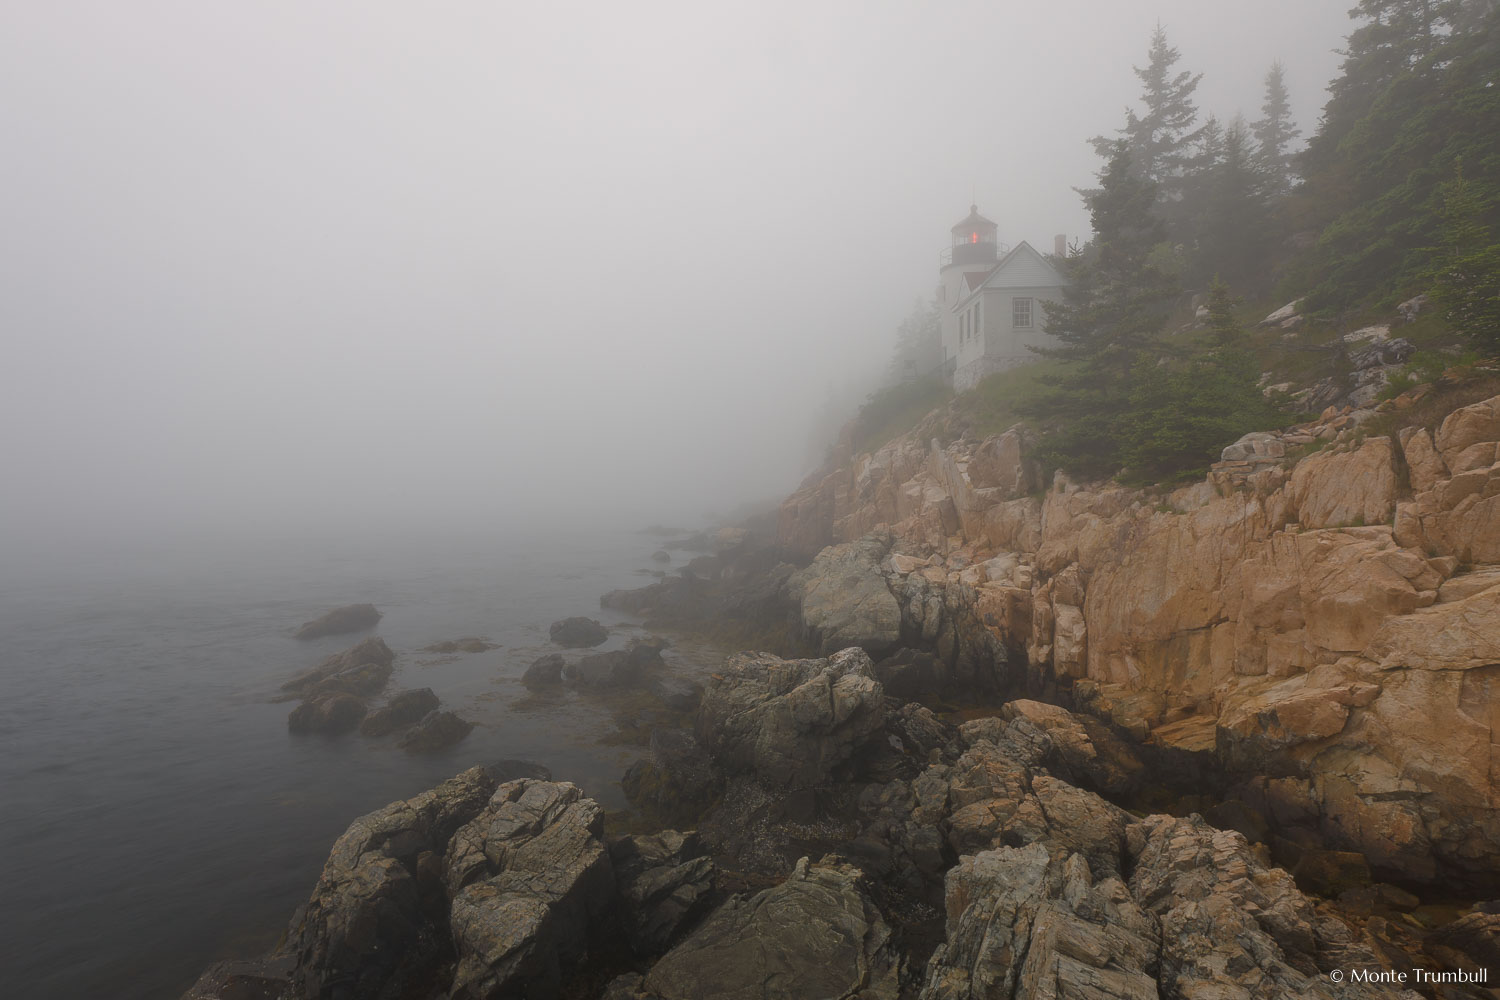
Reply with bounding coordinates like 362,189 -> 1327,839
1024,144 -> 1180,478
1429,161 -> 1500,349
1121,281 -> 1286,480
951,360 -> 1071,438
850,377 -> 950,455
1252,60 -> 1301,195
887,297 -> 942,382
1091,23 -> 1205,197
1292,1 -> 1500,313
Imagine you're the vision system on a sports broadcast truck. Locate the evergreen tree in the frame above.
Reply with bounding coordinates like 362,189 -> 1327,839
887,298 -> 942,381
1193,117 -> 1273,292
1430,161 -> 1500,350
1025,144 -> 1179,478
1251,61 -> 1301,195
1122,280 -> 1282,480
1090,24 -> 1205,198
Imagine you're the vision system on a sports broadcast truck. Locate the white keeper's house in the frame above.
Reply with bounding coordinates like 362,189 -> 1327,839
937,205 -> 1069,391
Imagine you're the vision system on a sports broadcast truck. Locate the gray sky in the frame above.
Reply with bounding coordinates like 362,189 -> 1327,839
0,1 -> 1353,546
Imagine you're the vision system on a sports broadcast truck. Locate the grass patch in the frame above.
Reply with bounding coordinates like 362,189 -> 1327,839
950,359 -> 1072,439
850,377 -> 951,455
1362,368 -> 1500,442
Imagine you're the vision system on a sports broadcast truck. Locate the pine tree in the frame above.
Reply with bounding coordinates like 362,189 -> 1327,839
1024,143 -> 1179,478
1252,61 -> 1301,195
1090,24 -> 1204,198
1122,279 -> 1282,480
1193,117 -> 1273,292
1430,161 -> 1500,351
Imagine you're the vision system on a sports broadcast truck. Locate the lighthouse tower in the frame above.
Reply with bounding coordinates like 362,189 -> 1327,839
937,205 -> 1002,378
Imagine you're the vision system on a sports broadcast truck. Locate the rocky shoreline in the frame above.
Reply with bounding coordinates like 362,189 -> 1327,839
184,386 -> 1500,999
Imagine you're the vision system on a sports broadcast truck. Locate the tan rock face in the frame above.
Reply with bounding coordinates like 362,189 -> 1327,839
1287,437 -> 1398,528
774,393 -> 1500,886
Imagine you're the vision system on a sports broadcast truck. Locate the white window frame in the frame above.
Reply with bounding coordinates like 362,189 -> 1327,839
1013,296 -> 1033,329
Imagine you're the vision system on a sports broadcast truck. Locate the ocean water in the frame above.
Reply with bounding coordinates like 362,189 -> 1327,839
0,526 -> 713,999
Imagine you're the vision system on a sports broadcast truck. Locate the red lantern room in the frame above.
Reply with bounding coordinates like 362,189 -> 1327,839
946,204 -> 999,267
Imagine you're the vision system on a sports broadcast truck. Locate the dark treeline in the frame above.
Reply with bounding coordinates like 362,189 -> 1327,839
1018,0 -> 1500,481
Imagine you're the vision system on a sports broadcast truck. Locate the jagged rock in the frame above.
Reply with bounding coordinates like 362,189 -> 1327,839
549,616 -> 609,648
651,676 -> 701,711
1350,337 -> 1414,370
287,693 -> 366,735
1222,430 -> 1286,462
522,653 -> 565,688
1288,437 -> 1398,528
920,844 -> 1160,1000
1294,848 -> 1373,897
787,534 -> 902,655
292,603 -> 382,640
359,687 -> 440,737
1399,425 -> 1449,492
621,730 -> 723,828
398,710 -> 473,753
609,830 -> 715,956
641,858 -> 900,1000
444,780 -> 615,999
565,639 -> 664,688
283,767 -> 498,999
695,647 -> 886,789
1260,299 -> 1303,327
281,637 -> 395,697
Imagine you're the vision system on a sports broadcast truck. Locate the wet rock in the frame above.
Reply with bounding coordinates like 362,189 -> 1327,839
398,710 -> 473,753
281,637 -> 395,697
443,780 -> 614,1000
565,639 -> 664,689
549,616 -> 609,648
609,830 -> 715,956
522,653 -> 565,688
695,647 -> 886,790
651,549 -> 671,563
651,676 -> 701,712
359,687 -> 440,737
283,767 -> 498,999
641,858 -> 900,1000
292,603 -> 382,640
287,693 -> 366,735
621,730 -> 722,828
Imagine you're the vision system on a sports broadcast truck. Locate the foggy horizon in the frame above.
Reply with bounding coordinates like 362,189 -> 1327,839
1,1 -> 1354,551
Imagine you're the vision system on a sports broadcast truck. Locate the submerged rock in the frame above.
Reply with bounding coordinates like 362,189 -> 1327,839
359,687 -> 441,737
423,637 -> 499,654
292,603 -> 382,640
398,710 -> 473,753
548,616 -> 609,648
287,693 -> 366,735
565,639 -> 665,689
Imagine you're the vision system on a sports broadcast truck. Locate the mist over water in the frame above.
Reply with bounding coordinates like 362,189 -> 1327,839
0,2 -> 1364,996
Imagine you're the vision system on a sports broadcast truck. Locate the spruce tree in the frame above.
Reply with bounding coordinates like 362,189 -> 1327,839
1025,143 -> 1179,478
1122,279 -> 1281,480
1091,24 -> 1204,198
1194,117 -> 1273,292
1430,161 -> 1500,351
1252,61 -> 1301,195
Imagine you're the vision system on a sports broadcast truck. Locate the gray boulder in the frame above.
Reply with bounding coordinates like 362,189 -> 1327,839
641,858 -> 900,1000
292,603 -> 382,640
398,710 -> 473,753
548,616 -> 609,648
609,830 -> 715,956
360,688 -> 441,737
695,647 -> 886,790
281,637 -> 395,697
444,780 -> 615,999
565,639 -> 664,689
282,767 -> 498,999
787,534 -> 902,655
287,693 -> 366,735
522,653 -> 565,688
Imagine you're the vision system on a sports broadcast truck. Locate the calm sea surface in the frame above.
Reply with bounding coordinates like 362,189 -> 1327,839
0,526 -> 711,999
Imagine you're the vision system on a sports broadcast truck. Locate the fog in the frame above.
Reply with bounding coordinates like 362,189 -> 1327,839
0,1 -> 1351,551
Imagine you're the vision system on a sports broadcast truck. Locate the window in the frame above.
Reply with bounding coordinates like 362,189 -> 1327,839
1013,297 -> 1033,329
